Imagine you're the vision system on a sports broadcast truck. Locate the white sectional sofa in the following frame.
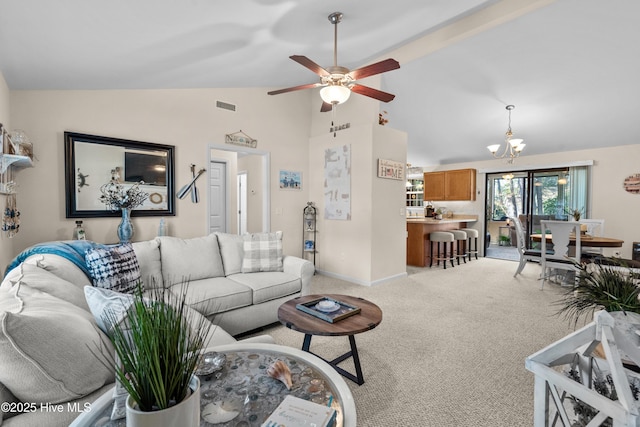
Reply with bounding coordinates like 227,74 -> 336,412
0,232 -> 314,426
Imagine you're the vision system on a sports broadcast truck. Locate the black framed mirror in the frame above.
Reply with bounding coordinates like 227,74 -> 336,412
64,132 -> 175,218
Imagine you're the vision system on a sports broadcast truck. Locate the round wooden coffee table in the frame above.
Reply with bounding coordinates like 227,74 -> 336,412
278,294 -> 383,385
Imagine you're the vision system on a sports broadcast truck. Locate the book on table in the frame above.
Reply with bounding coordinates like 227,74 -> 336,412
261,395 -> 336,427
295,296 -> 361,323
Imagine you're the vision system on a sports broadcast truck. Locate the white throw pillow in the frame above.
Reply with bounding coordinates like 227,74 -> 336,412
241,231 -> 284,273
0,288 -> 114,404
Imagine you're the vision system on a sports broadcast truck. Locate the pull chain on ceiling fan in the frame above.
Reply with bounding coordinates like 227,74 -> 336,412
267,12 -> 400,112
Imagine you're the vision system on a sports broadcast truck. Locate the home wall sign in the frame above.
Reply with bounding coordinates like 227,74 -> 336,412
377,159 -> 404,181
225,130 -> 257,148
623,173 -> 640,194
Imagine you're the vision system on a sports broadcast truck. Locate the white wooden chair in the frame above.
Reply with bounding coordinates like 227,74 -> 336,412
539,220 -> 582,290
511,217 -> 542,277
579,218 -> 605,257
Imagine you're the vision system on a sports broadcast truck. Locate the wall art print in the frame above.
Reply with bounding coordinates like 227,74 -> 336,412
324,144 -> 351,220
279,170 -> 302,190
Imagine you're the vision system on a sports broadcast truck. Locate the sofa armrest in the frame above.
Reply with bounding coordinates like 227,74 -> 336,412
282,256 -> 314,296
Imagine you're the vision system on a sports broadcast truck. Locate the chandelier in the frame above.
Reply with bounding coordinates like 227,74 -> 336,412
487,105 -> 526,163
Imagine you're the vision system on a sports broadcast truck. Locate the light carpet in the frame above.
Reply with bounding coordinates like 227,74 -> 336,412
248,258 -> 577,426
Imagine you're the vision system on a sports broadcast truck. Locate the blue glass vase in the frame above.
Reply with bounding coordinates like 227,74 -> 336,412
117,208 -> 134,243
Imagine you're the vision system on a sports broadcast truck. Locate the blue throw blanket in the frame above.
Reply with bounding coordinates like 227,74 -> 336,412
4,240 -> 106,279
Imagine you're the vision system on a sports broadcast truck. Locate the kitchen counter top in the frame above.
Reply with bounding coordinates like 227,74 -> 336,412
406,215 -> 478,224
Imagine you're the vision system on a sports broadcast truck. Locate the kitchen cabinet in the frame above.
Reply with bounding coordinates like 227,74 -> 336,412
423,168 -> 476,201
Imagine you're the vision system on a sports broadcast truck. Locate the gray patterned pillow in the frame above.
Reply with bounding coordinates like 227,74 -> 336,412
241,231 -> 284,273
85,244 -> 142,293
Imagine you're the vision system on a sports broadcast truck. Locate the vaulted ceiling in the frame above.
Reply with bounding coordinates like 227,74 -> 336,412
1,0 -> 638,166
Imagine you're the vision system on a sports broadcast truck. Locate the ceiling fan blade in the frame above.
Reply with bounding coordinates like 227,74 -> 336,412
268,82 -> 322,96
320,102 -> 333,112
350,84 -> 396,102
348,58 -> 400,80
290,55 -> 331,77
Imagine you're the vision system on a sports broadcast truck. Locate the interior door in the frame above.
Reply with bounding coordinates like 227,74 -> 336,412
209,161 -> 226,233
237,171 -> 247,235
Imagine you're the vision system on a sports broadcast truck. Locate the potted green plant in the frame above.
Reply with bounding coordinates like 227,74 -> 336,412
555,258 -> 640,327
102,284 -> 212,427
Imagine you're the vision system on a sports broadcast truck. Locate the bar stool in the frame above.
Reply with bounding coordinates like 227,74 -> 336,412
428,231 -> 455,269
459,228 -> 479,261
451,230 -> 468,265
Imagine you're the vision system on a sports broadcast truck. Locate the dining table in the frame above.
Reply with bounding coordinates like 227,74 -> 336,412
529,233 -> 624,248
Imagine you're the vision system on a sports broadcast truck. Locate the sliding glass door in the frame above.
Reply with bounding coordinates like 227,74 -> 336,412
486,166 -> 589,257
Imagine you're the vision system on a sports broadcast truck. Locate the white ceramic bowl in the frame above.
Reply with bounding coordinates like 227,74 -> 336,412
318,300 -> 336,310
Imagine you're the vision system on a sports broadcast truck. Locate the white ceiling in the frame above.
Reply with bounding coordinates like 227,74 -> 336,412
1,0 -> 638,166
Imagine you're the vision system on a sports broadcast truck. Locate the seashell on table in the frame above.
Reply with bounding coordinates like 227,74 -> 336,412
267,360 -> 293,390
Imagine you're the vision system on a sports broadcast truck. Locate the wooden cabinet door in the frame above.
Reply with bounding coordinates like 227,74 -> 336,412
445,168 -> 476,200
423,171 -> 445,201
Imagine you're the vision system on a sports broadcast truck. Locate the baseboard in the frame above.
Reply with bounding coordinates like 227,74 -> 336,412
314,269 -> 408,287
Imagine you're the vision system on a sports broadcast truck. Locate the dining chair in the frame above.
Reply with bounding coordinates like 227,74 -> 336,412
511,217 -> 543,277
579,219 -> 605,257
539,220 -> 582,290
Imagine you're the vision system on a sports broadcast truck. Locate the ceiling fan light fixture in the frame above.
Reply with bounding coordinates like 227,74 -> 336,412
320,84 -> 351,105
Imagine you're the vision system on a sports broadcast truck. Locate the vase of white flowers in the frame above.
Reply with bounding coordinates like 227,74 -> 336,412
99,179 -> 148,243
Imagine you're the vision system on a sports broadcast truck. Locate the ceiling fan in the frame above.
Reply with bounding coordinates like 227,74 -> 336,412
268,12 -> 400,112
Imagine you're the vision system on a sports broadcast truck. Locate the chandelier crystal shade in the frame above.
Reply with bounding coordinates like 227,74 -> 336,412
488,105 -> 526,164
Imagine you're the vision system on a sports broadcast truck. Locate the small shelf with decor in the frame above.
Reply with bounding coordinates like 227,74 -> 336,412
0,154 -> 33,194
406,176 -> 424,207
303,202 -> 317,266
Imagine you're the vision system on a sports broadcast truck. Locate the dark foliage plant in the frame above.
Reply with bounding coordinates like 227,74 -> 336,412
555,258 -> 640,328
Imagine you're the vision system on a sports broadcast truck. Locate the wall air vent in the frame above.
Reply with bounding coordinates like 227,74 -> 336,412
216,101 -> 236,112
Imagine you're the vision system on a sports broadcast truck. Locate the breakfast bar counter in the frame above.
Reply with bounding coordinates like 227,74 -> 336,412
406,215 -> 479,267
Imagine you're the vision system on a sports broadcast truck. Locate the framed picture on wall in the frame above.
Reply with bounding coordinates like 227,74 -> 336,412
279,170 -> 302,190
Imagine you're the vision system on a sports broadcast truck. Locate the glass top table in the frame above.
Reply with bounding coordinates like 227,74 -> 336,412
70,343 -> 356,427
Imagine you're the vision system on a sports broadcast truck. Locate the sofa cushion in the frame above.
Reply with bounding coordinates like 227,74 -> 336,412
1,263 -> 89,311
227,272 -> 301,304
241,231 -> 284,273
22,253 -> 92,287
132,239 -> 163,289
170,277 -> 252,317
158,235 -> 225,285
85,244 -> 141,294
215,232 -> 244,276
0,287 -> 114,404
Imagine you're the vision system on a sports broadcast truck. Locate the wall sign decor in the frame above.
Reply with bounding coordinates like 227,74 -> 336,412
377,159 -> 404,181
623,173 -> 640,194
225,130 -> 257,148
279,170 -> 302,190
324,144 -> 351,220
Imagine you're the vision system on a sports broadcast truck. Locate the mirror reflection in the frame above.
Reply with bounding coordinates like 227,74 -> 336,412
65,132 -> 175,218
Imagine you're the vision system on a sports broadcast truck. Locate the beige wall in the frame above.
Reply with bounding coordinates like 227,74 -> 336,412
9,88 -> 312,256
309,123 -> 407,285
421,144 -> 640,259
0,73 -> 11,275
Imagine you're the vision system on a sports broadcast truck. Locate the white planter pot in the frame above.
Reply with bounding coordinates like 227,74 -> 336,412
126,376 -> 200,427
